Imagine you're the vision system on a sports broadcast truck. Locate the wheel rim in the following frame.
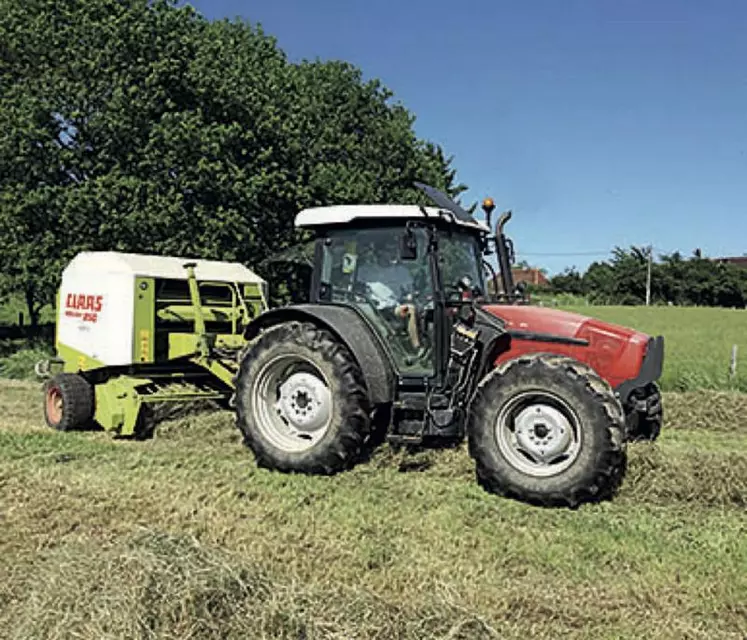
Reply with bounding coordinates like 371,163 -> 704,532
46,386 -> 63,424
495,390 -> 582,477
251,354 -> 333,453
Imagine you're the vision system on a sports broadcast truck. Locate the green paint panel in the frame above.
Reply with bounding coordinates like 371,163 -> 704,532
57,343 -> 105,374
94,375 -> 146,434
156,305 -> 242,324
168,332 -> 245,360
94,368 -> 233,435
133,277 -> 155,363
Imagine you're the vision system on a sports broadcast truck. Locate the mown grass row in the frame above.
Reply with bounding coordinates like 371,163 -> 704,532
1,380 -> 745,639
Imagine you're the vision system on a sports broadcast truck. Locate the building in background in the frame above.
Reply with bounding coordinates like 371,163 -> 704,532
714,256 -> 747,268
511,266 -> 549,288
486,265 -> 549,297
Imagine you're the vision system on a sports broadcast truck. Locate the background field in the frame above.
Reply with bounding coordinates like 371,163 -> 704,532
3,302 -> 746,391
0,380 -> 745,639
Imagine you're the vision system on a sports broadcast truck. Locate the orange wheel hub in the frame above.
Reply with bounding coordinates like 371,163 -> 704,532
46,386 -> 63,424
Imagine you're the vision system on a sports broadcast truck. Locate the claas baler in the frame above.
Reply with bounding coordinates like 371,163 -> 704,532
39,251 -> 267,437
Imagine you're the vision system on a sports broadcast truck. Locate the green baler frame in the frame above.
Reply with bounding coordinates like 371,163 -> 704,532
48,263 -> 268,436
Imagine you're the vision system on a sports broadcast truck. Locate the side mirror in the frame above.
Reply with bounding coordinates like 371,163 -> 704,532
399,230 -> 417,261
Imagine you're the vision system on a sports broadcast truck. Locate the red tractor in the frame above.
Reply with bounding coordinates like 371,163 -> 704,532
235,184 -> 664,508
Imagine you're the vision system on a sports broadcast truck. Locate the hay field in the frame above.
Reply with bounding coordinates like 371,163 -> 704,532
0,380 -> 745,639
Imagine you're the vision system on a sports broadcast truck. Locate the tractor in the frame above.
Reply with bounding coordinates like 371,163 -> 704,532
39,183 -> 664,508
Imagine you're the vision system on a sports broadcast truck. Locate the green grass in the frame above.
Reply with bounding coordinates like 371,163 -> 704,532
563,305 -> 747,392
0,380 -> 745,639
0,344 -> 52,379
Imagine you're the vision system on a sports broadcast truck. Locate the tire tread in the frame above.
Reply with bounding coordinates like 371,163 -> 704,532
234,321 -> 371,475
43,373 -> 94,431
468,353 -> 627,508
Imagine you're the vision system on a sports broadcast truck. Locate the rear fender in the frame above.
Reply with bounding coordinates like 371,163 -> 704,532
244,305 -> 395,405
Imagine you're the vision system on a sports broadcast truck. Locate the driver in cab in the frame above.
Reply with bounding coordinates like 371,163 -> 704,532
353,237 -> 429,354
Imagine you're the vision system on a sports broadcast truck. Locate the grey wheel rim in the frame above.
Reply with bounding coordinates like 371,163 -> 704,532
251,354 -> 333,453
495,390 -> 582,477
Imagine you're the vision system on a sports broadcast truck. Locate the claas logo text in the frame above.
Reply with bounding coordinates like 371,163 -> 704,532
64,293 -> 104,323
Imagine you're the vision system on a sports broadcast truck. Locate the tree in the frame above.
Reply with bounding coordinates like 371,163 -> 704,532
0,0 -> 465,322
548,267 -> 585,296
557,246 -> 747,308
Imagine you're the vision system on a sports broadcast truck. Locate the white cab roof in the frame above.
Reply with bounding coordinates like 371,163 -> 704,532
295,205 -> 490,233
64,251 -> 266,283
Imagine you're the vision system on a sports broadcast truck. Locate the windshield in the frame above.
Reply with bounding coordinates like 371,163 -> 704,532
437,230 -> 486,296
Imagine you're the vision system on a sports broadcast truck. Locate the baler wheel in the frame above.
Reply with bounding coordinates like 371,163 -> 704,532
235,321 -> 371,475
43,373 -> 95,431
467,353 -> 627,508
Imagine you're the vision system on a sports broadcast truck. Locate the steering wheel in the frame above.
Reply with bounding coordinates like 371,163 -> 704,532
442,276 -> 475,305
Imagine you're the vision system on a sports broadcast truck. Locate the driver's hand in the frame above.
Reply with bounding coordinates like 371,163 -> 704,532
394,303 -> 411,319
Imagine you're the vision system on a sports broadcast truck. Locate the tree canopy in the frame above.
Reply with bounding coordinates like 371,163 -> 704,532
546,247 -> 747,308
0,0 -> 465,322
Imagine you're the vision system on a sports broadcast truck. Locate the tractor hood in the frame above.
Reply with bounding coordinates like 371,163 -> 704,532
481,304 -> 660,393
483,304 -> 647,342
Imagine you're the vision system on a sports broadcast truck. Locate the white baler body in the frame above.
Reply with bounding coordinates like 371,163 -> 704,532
57,251 -> 266,366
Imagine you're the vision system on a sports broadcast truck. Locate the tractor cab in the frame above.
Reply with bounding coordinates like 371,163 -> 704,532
274,190 -> 519,448
297,204 -> 491,380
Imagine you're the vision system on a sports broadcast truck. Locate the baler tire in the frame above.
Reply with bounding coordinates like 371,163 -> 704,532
234,321 -> 372,475
43,373 -> 95,432
467,353 -> 627,508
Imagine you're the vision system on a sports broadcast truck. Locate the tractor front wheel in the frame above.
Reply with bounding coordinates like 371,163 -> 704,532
234,321 -> 372,474
43,373 -> 95,431
467,354 -> 627,508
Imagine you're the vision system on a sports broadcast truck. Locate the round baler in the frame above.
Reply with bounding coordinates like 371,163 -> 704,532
41,251 -> 268,437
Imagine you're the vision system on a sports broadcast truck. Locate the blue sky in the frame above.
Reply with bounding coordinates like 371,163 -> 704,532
188,0 -> 747,274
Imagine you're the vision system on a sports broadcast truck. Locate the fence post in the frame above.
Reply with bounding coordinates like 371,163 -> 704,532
729,345 -> 738,380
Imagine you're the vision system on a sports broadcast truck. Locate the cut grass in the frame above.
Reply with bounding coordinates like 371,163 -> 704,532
0,380 -> 745,639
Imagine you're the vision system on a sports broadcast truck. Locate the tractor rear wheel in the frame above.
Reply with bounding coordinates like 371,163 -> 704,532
234,321 -> 372,474
467,353 -> 627,508
43,372 -> 95,431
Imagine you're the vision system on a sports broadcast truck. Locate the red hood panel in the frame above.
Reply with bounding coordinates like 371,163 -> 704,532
484,305 -> 589,337
482,304 -> 650,389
